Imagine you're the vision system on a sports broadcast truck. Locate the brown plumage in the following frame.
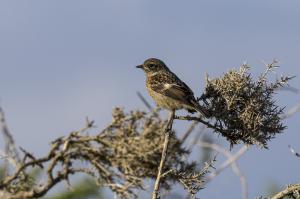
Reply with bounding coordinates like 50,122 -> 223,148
136,58 -> 210,117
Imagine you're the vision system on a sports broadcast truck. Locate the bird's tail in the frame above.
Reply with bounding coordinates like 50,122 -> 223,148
191,100 -> 211,118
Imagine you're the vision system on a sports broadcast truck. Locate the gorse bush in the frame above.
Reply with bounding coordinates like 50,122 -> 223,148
202,62 -> 292,147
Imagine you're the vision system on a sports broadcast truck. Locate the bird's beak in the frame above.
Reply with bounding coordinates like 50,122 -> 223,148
136,65 -> 143,69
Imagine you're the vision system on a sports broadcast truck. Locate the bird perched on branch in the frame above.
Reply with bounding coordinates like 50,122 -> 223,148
136,58 -> 210,117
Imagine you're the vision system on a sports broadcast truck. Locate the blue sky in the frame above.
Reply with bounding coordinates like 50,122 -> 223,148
0,1 -> 300,198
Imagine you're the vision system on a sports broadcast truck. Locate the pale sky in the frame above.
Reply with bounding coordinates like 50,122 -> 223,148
1,1 -> 300,198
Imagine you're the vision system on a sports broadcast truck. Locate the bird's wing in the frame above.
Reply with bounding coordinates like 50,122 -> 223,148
149,72 -> 210,117
151,82 -> 195,103
149,72 -> 195,102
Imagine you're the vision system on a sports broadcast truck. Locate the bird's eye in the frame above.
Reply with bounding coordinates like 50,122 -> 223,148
148,64 -> 155,68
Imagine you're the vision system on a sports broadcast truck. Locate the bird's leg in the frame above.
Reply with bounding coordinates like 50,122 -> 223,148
165,110 -> 175,133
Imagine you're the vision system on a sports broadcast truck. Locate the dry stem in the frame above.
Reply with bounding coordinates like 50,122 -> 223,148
152,110 -> 175,199
271,184 -> 300,199
198,142 -> 249,199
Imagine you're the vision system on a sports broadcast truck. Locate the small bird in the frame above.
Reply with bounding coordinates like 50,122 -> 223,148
136,58 -> 210,117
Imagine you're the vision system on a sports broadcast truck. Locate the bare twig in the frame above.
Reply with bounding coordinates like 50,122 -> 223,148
271,184 -> 300,199
278,85 -> 299,93
152,110 -> 175,199
281,102 -> 300,119
0,107 -> 21,176
0,150 -> 18,169
187,125 -> 207,151
197,141 -> 249,199
181,121 -> 198,144
259,59 -> 279,84
137,91 -> 153,111
0,107 -> 20,162
137,91 -> 161,118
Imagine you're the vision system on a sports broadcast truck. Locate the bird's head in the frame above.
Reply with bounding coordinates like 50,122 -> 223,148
136,58 -> 169,74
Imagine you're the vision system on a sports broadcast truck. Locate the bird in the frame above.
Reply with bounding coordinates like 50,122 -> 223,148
136,58 -> 210,117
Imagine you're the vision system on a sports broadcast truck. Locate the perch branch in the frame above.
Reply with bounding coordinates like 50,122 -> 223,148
152,110 -> 175,199
175,115 -> 227,136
